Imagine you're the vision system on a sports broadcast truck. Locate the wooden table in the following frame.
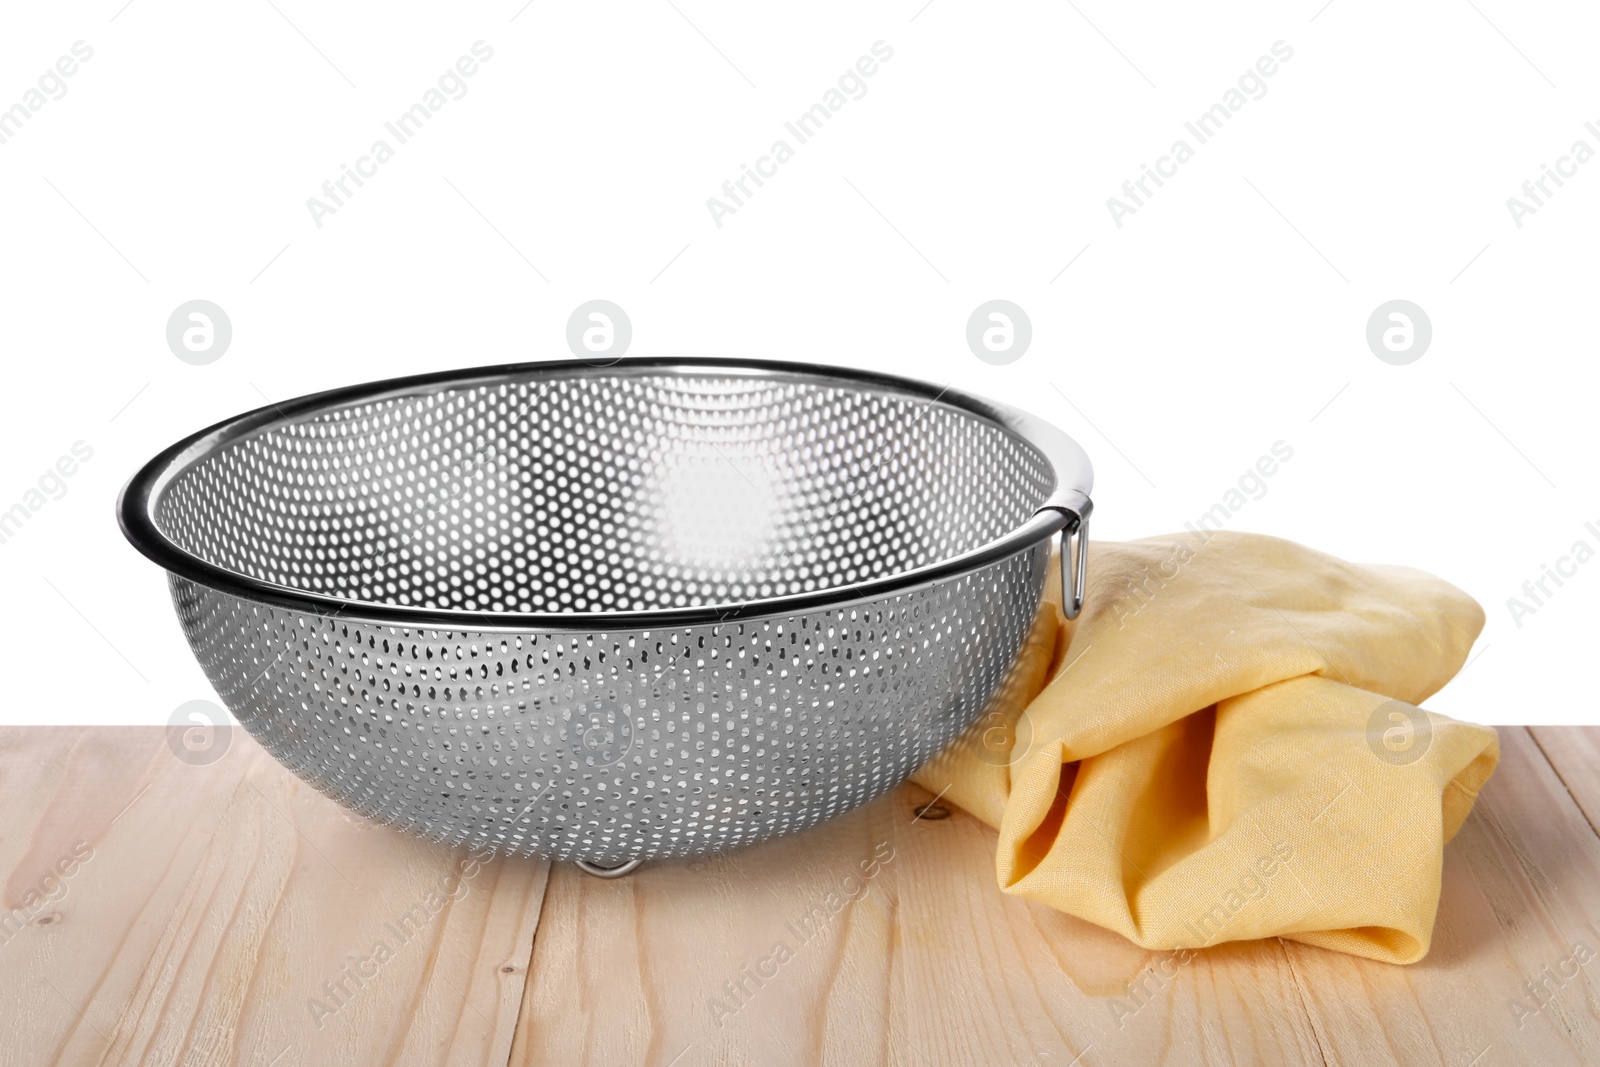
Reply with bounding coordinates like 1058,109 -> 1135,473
4,726 -> 1598,1066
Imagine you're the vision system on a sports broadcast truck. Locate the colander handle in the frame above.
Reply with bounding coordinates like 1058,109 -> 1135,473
996,398 -> 1092,621
1059,509 -> 1088,621
1036,498 -> 1091,621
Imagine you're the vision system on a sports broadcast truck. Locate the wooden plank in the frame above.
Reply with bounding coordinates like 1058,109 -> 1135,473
0,726 -> 551,1067
1530,726 -> 1600,836
512,781 -> 1331,1066
1280,727 -> 1600,1067
511,730 -> 1600,1067
9,726 -> 1600,1066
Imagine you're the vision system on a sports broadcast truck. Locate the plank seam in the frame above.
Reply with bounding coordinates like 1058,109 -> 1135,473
1274,937 -> 1333,1067
1526,727 -> 1600,844
500,862 -> 556,1067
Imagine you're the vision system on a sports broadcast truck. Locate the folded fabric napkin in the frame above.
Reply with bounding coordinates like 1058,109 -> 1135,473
912,531 -> 1498,964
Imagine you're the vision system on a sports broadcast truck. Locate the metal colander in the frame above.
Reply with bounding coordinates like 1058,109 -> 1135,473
119,359 -> 1093,874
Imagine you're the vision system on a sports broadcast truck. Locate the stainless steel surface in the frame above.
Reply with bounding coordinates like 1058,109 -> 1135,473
574,858 -> 646,879
1051,502 -> 1092,621
121,359 -> 1094,867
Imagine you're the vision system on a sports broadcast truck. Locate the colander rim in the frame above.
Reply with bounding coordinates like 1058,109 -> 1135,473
117,357 -> 1093,632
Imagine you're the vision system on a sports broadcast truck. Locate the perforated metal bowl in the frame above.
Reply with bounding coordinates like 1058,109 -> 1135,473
119,359 -> 1093,873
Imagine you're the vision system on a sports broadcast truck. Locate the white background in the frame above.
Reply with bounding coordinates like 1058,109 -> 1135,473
0,0 -> 1594,727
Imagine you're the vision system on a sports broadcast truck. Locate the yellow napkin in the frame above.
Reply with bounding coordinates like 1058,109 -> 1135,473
912,531 -> 1498,964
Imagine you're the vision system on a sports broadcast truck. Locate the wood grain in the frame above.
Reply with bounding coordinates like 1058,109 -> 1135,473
511,780 -> 1332,1066
512,728 -> 1600,1067
4,726 -> 1599,1066
1280,727 -> 1600,1067
0,727 -> 550,1067
1530,726 -> 1600,836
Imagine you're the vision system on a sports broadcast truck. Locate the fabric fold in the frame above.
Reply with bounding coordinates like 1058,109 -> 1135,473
912,531 -> 1498,964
